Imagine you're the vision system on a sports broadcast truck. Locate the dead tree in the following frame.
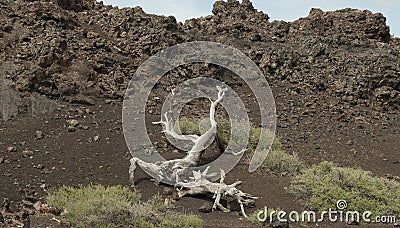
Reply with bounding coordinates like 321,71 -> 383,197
129,86 -> 257,217
176,167 -> 257,217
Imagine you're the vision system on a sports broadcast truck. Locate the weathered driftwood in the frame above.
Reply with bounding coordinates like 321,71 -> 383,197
129,86 -> 256,217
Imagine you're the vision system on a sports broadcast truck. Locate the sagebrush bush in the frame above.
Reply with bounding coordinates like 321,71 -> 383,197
176,116 -> 230,140
46,184 -> 202,227
175,117 -> 203,135
248,127 -> 303,176
261,146 -> 303,176
287,161 -> 400,219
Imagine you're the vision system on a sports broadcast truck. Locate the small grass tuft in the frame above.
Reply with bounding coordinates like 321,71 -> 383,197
249,128 -> 303,176
46,184 -> 202,227
175,117 -> 203,135
286,161 -> 400,220
261,145 -> 303,176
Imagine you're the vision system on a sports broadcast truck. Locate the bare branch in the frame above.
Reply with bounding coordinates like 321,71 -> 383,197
176,169 -> 257,217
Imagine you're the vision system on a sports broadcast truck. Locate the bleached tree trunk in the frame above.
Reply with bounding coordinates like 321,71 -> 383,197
129,86 -> 257,217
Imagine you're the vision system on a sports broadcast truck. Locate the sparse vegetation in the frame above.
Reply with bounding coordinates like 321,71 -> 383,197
176,116 -> 230,139
178,117 -> 400,222
287,161 -> 400,220
178,117 -> 303,176
261,143 -> 303,176
249,127 -> 303,176
46,184 -> 202,228
175,117 -> 203,135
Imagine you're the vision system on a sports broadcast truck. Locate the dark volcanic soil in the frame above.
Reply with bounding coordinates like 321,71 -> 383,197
1,89 -> 398,228
0,0 -> 399,227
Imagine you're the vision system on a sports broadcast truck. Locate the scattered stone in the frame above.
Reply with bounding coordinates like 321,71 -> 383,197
162,186 -> 174,196
199,201 -> 213,213
93,135 -> 100,142
22,150 -> 35,158
0,211 -> 3,223
171,191 -> 179,200
67,119 -> 80,127
67,126 -> 76,132
68,95 -> 95,106
22,200 -> 33,206
7,146 -> 17,153
77,109 -> 84,116
39,205 -> 62,216
82,125 -> 89,130
0,156 -> 4,164
34,131 -> 45,140
2,198 -> 10,211
33,201 -> 42,211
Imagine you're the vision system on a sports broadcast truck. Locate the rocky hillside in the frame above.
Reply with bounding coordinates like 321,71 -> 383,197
0,0 -> 399,111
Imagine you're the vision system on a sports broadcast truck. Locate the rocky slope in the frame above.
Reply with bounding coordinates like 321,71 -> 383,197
0,0 -> 399,111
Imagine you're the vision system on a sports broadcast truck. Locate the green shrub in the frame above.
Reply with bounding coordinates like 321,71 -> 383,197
46,184 -> 141,225
176,116 -> 230,141
248,128 -> 303,176
286,161 -> 400,220
261,145 -> 303,176
46,184 -> 202,227
175,117 -> 203,135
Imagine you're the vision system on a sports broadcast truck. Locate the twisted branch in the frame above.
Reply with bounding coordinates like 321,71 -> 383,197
128,86 -> 256,217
